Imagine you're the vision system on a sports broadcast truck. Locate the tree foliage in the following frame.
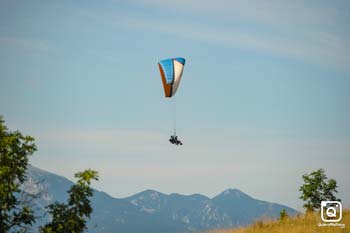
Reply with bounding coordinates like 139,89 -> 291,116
40,169 -> 99,233
299,168 -> 340,212
0,116 -> 99,232
0,116 -> 37,232
279,209 -> 288,221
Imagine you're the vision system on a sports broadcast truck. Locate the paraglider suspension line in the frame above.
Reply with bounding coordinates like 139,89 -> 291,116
173,97 -> 176,136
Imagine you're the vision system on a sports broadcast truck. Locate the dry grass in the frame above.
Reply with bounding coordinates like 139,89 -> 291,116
207,210 -> 350,233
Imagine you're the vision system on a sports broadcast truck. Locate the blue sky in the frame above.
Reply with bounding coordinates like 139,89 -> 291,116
0,0 -> 349,210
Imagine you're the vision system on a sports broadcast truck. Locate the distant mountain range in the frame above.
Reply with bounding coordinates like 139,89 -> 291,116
24,165 -> 298,233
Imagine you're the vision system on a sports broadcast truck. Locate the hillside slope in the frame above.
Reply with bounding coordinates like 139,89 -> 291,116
209,209 -> 350,233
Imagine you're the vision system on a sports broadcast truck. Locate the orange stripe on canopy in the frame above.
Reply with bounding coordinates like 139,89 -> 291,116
158,63 -> 172,97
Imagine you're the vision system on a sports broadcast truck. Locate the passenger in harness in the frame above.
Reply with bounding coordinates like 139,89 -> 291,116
169,135 -> 183,146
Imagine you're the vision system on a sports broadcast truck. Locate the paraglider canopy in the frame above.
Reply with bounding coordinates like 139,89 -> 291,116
158,57 -> 186,98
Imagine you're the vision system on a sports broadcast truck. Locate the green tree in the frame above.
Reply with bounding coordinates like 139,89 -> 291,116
40,169 -> 99,233
0,116 -> 37,232
299,168 -> 340,212
279,209 -> 288,221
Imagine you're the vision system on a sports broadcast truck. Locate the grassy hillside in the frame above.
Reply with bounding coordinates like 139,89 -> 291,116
208,209 -> 349,233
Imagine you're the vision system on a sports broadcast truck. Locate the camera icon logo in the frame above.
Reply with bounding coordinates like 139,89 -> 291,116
321,201 -> 342,222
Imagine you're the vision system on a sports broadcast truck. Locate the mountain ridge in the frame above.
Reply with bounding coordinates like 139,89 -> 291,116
25,165 -> 298,233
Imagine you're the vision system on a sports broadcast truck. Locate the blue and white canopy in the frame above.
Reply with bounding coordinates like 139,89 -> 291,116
158,57 -> 186,98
